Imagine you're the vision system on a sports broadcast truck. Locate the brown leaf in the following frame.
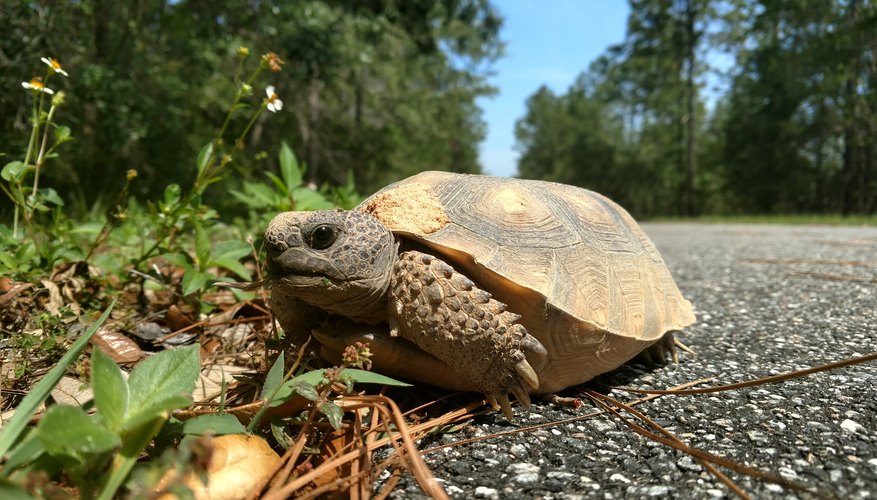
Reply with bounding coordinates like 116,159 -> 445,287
91,327 -> 145,364
157,434 -> 281,500
194,364 -> 251,403
0,277 -> 12,293
166,305 -> 194,332
50,376 -> 94,406
0,281 -> 33,307
39,279 -> 64,316
313,427 -> 358,488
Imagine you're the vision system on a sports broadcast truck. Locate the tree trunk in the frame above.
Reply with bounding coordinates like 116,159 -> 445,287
840,0 -> 862,215
683,0 -> 698,216
303,78 -> 322,186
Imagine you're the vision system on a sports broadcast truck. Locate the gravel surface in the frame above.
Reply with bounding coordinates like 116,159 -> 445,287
386,223 -> 877,499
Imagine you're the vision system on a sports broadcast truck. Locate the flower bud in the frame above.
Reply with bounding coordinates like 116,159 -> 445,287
51,91 -> 66,106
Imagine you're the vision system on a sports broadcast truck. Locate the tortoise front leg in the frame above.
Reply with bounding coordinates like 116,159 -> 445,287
388,250 -> 547,418
269,290 -> 325,351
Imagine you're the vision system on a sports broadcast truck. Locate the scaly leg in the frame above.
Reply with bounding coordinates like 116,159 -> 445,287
388,250 -> 547,418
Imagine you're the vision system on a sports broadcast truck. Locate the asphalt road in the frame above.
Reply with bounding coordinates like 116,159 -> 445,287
385,223 -> 877,499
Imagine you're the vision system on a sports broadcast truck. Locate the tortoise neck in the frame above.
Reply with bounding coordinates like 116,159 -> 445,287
335,276 -> 391,325
321,239 -> 397,325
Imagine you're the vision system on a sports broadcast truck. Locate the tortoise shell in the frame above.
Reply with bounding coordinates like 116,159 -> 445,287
357,170 -> 695,392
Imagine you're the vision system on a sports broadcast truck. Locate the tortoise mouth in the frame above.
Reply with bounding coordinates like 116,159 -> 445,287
267,249 -> 345,282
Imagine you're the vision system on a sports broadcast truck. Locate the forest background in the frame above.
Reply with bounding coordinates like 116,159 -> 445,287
2,0 -> 877,221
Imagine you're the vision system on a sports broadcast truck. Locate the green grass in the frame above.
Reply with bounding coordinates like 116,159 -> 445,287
647,214 -> 877,226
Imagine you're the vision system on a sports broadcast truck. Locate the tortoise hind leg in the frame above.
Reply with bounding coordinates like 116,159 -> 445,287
635,331 -> 693,366
388,250 -> 548,419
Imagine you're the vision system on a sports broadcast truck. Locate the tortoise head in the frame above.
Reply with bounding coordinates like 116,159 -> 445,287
264,210 -> 397,323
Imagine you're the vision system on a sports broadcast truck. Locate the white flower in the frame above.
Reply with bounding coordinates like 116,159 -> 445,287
41,57 -> 69,77
22,78 -> 54,94
265,85 -> 283,113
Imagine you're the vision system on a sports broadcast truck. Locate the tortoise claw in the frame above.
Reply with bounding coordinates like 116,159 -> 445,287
485,393 -> 499,411
515,359 -> 540,391
511,384 -> 531,408
494,393 -> 514,420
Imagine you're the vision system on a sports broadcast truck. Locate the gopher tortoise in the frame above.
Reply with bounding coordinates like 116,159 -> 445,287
265,171 -> 695,417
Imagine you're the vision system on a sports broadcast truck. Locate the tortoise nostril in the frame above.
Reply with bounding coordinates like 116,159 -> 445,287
264,235 -> 288,254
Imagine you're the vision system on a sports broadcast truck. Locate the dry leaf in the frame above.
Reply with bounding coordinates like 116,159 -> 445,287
0,277 -> 12,293
313,427 -> 359,488
194,364 -> 251,402
0,281 -> 33,306
50,376 -> 93,406
92,327 -> 145,364
158,434 -> 281,500
166,305 -> 194,333
39,279 -> 64,316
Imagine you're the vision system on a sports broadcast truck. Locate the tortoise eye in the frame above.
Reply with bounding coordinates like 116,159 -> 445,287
309,224 -> 338,250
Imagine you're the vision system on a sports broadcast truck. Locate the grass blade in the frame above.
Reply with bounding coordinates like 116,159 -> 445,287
0,301 -> 115,460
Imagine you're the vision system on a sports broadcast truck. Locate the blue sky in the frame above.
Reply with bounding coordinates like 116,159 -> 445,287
478,1 -> 631,177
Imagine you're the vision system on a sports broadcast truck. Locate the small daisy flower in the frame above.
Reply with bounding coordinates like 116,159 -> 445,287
41,57 -> 69,77
265,86 -> 283,112
22,77 -> 54,94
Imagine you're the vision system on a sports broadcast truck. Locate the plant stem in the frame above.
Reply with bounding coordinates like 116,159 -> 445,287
31,103 -> 58,199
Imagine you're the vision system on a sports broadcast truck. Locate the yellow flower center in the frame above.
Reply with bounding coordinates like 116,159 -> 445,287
50,59 -> 62,70
29,78 -> 45,89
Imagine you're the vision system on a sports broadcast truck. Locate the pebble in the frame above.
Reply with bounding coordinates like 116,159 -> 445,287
609,473 -> 630,484
474,486 -> 499,499
546,470 -> 576,481
509,443 -> 528,458
506,462 -> 540,484
627,485 -> 671,496
677,456 -> 702,472
840,419 -> 865,434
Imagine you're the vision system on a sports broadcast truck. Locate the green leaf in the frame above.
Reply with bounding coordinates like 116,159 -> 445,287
289,368 -> 411,389
196,142 -> 214,176
182,413 -> 246,436
260,352 -> 285,400
0,477 -> 32,500
1,161 -> 27,182
230,188 -> 260,208
97,416 -> 165,500
162,252 -> 192,268
210,257 -> 251,280
320,402 -> 343,430
0,302 -> 114,459
245,181 -> 282,207
3,428 -> 45,471
124,345 -> 200,434
91,346 -> 129,433
293,380 -> 319,401
162,183 -> 181,210
264,172 -> 290,196
181,265 -> 211,296
54,125 -> 71,142
40,188 -> 64,206
291,187 -> 333,210
36,405 -> 120,460
194,222 -> 211,268
279,141 -> 302,191
208,240 -> 251,279
339,369 -> 412,386
271,419 -> 290,449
